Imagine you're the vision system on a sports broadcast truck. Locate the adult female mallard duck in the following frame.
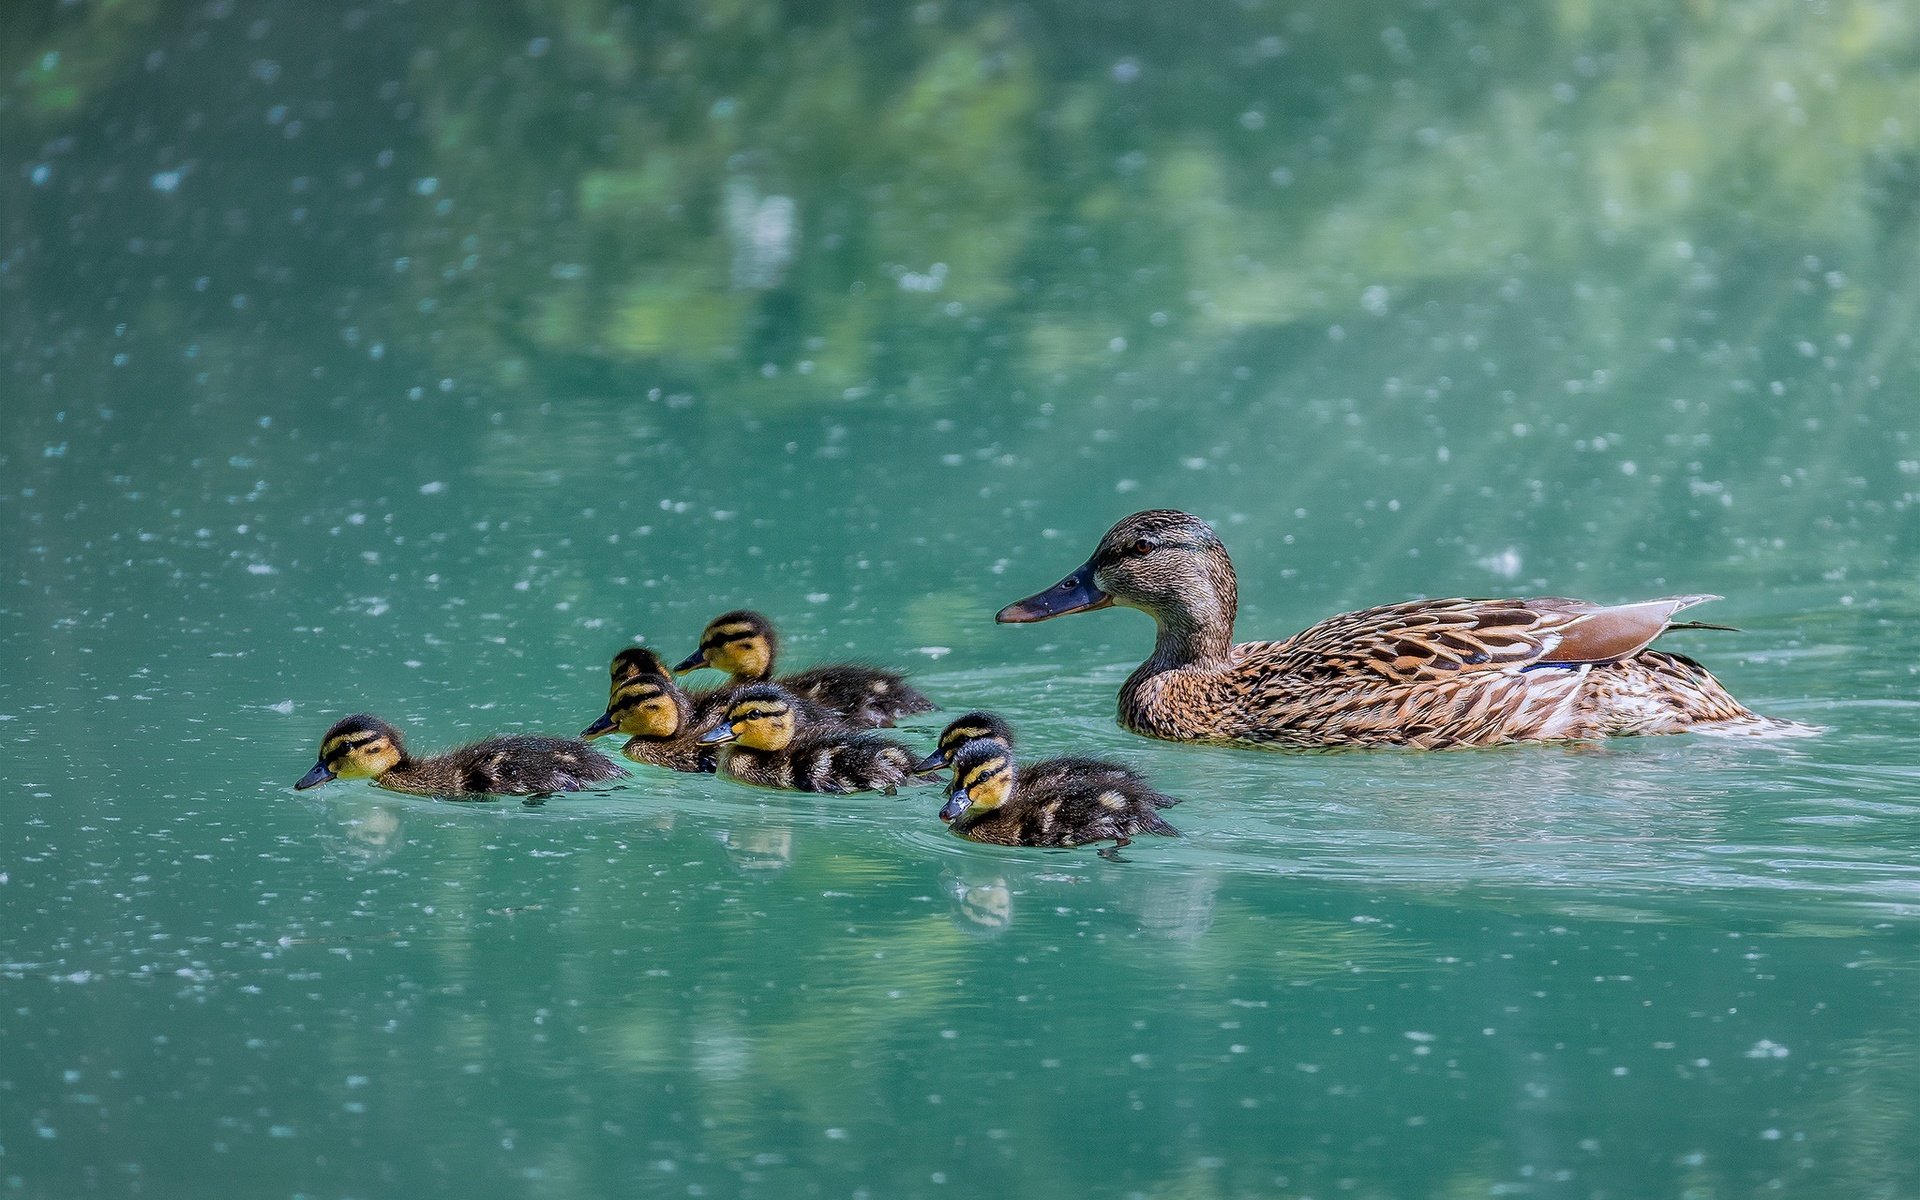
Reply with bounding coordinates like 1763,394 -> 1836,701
939,739 -> 1180,848
694,683 -> 925,794
581,673 -> 721,774
294,714 -> 627,798
673,610 -> 935,728
996,509 -> 1803,749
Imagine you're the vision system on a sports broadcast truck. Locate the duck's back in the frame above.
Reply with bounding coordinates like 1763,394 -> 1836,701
387,735 -> 628,796
779,664 -> 935,728
720,732 -> 918,794
620,735 -> 717,774
956,773 -> 1180,847
1122,595 -> 1789,748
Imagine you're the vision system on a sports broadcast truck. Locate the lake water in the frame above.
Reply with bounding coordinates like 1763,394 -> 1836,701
4,2 -> 1918,1196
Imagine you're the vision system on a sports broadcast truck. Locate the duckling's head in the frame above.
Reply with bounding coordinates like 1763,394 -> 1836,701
940,740 -> 1017,823
915,711 -> 1016,774
997,510 -> 1237,639
583,676 -> 685,740
674,610 -> 778,680
296,714 -> 407,790
696,683 -> 798,751
609,646 -> 673,690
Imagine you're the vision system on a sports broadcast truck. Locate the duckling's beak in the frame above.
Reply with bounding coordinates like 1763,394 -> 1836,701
939,788 -> 972,823
580,712 -> 618,739
672,650 -> 709,674
913,748 -> 951,775
696,723 -> 739,746
997,559 -> 1111,623
294,761 -> 335,790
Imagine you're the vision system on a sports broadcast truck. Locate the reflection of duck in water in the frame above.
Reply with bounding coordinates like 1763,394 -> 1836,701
674,610 -> 934,728
999,509 -> 1807,747
315,796 -> 407,870
295,715 -> 626,798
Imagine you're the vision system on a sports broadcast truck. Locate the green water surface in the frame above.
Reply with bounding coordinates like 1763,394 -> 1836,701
4,2 -> 1918,1197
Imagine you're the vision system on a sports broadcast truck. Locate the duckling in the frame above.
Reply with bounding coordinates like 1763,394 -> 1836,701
608,646 -> 676,693
673,610 -> 934,728
998,509 -> 1808,749
939,739 -> 1180,848
694,683 -> 924,794
915,711 -> 1141,789
580,674 -> 719,774
294,714 -> 627,798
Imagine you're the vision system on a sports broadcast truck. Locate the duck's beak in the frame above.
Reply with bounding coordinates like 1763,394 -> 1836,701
695,723 -> 739,746
672,650 -> 708,674
580,712 -> 617,739
997,559 -> 1111,623
913,749 -> 950,775
294,762 -> 335,790
939,788 -> 972,823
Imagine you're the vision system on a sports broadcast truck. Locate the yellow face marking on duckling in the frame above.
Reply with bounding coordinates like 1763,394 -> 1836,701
702,630 -> 772,679
721,699 -> 794,751
606,679 -> 681,739
319,731 -> 403,781
1097,791 -> 1129,811
954,755 -> 1013,812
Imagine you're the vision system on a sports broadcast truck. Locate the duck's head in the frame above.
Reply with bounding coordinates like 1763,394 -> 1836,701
675,610 -> 777,679
696,683 -> 798,751
583,676 -> 685,740
296,714 -> 407,790
940,740 -> 1016,823
609,646 -> 672,691
997,509 -> 1237,638
915,711 -> 1016,774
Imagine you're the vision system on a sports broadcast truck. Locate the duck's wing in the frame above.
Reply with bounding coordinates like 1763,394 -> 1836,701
1261,594 -> 1725,683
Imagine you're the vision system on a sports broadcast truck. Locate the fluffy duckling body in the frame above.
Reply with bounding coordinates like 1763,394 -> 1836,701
295,714 -> 626,798
695,683 -> 923,794
581,674 -> 721,774
675,610 -> 934,728
916,712 -> 1141,790
940,740 -> 1180,848
998,509 -> 1805,749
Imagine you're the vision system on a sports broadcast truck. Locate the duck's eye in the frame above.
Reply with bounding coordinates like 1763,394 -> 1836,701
1127,538 -> 1155,557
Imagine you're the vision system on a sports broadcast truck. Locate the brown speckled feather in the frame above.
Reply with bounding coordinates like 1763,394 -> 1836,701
382,735 -> 628,797
947,751 -> 1180,848
719,733 -> 921,795
1006,510 -> 1805,750
1121,595 -> 1785,748
779,665 -> 936,728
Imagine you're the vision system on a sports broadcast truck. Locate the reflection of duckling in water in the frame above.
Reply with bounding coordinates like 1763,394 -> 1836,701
316,796 -> 408,870
674,610 -> 934,728
695,684 -> 925,794
581,674 -> 720,774
945,873 -> 1014,936
940,740 -> 1179,848
717,826 -> 796,872
295,714 -> 627,798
